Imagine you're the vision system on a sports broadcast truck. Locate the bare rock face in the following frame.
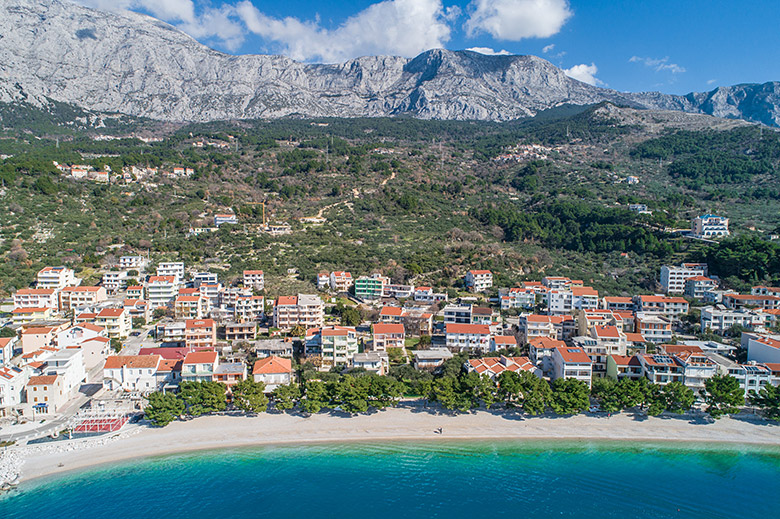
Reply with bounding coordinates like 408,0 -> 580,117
0,0 -> 778,126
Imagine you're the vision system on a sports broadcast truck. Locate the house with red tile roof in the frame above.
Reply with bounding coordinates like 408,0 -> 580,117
552,346 -> 593,387
466,355 -> 541,380
185,319 -> 216,348
490,335 -> 518,352
104,355 -> 163,392
96,307 -> 131,339
252,356 -> 292,392
465,270 -> 493,292
26,374 -> 66,415
445,323 -> 491,351
59,286 -> 107,311
182,350 -> 219,382
372,323 -> 405,351
13,288 -> 58,310
305,326 -> 359,368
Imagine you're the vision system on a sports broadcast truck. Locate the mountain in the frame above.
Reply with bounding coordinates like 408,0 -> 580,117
1,0 -> 779,127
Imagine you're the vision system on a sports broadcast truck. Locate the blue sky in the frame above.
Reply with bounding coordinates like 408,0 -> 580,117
73,0 -> 780,95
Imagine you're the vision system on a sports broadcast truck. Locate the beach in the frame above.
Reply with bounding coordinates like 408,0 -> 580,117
9,406 -> 780,485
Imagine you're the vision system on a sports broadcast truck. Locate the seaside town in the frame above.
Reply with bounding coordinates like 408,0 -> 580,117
0,203 -> 778,454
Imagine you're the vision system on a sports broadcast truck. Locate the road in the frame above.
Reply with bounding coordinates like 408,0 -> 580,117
120,325 -> 156,355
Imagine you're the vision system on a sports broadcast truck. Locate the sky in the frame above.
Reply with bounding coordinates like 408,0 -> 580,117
71,0 -> 780,95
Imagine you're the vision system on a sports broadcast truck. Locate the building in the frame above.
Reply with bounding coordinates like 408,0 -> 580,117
684,276 -> 718,300
147,276 -> 177,308
634,295 -> 689,318
635,313 -> 673,344
305,326 -> 359,368
0,337 -> 16,366
273,294 -> 324,330
466,355 -> 541,380
413,286 -> 448,304
103,355 -> 162,392
352,352 -> 390,375
372,323 -> 405,351
471,307 -> 494,325
43,349 -> 87,395
21,326 -> 59,355
254,339 -> 294,359
692,214 -> 729,239
0,365 -> 28,410
59,286 -> 108,312
659,345 -> 717,391
499,288 -> 535,310
102,271 -> 128,293
212,363 -> 246,389
354,274 -> 388,300
96,308 -> 131,339
26,375 -> 67,414
701,306 -> 764,334
316,273 -> 330,290
413,348 -> 453,371
243,270 -> 265,291
606,355 -> 643,381
182,351 -> 219,382
660,263 -> 708,294
465,270 -> 493,292
329,271 -> 354,292
546,286 -> 599,315
13,288 -> 58,310
156,262 -> 185,285
706,352 -> 776,397
226,322 -> 257,342
185,319 -> 217,348
638,354 -> 684,385
174,295 -> 206,320
552,346 -> 593,387
37,266 -> 79,290
520,314 -> 576,342
490,335 -> 518,352
444,323 -> 491,352
252,356 -> 292,392
745,334 -> 780,364
722,294 -> 780,311
12,307 -> 54,325
443,304 -> 472,324
192,272 -> 218,287
379,306 -> 406,323
752,286 -> 780,297
119,256 -> 148,270
603,296 -> 635,312
234,295 -> 265,321
127,286 -> 144,299
214,213 -> 238,227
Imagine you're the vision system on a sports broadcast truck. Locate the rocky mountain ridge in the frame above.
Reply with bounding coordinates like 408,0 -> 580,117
1,0 -> 779,127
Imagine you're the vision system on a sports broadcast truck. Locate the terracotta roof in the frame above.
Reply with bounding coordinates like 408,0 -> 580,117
253,356 -> 292,375
492,335 -> 517,345
468,270 -> 492,275
157,359 -> 183,372
148,276 -> 175,283
28,375 -> 58,385
104,355 -> 161,369
97,308 -> 124,318
61,286 -> 102,292
639,295 -> 688,304
624,333 -> 646,343
472,307 -> 493,315
379,306 -> 405,316
186,319 -> 214,328
320,326 -> 356,337
529,336 -> 565,349
276,296 -> 298,306
15,288 -> 56,295
176,296 -> 201,302
244,270 -> 264,275
0,338 -> 13,347
594,325 -> 621,338
660,344 -> 703,355
373,323 -> 405,334
685,276 -> 715,282
22,327 -> 55,334
610,354 -> 641,367
572,286 -> 598,297
12,307 -> 51,314
183,351 -> 218,364
555,346 -> 592,364
604,296 -> 633,303
445,323 -> 490,335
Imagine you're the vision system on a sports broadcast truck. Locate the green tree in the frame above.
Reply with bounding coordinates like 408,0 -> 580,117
550,378 -> 590,415
300,380 -> 328,414
272,383 -> 302,411
0,327 -> 17,338
432,376 -> 471,412
232,378 -> 269,414
144,391 -> 184,427
702,374 -> 744,419
749,384 -> 780,420
365,374 -> 405,409
334,375 -> 370,414
661,381 -> 695,414
179,381 -> 227,416
615,378 -> 651,410
110,338 -> 122,353
340,307 -> 362,327
591,377 -> 622,413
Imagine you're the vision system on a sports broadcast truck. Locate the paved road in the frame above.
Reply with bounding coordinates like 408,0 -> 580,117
121,325 -> 156,355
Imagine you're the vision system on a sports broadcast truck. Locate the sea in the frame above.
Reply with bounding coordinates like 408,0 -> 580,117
1,441 -> 779,518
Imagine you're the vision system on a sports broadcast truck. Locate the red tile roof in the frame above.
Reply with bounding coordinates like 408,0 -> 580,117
445,323 -> 490,335
555,346 -> 592,364
104,355 -> 161,369
373,323 -> 405,334
183,351 -> 218,364
28,375 -> 58,385
253,356 -> 292,375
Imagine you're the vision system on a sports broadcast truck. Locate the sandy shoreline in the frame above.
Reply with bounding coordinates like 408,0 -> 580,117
11,407 -> 780,486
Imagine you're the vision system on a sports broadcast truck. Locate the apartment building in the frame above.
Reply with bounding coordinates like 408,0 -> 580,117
59,286 -> 108,312
12,307 -> 54,325
520,314 -> 576,342
546,286 -> 599,315
26,375 -> 67,414
692,214 -> 729,238
182,351 -> 219,383
499,287 -> 536,310
352,352 -> 390,376
465,270 -> 493,292
602,296 -> 635,312
660,263 -> 708,294
273,294 -> 324,329
700,306 -> 765,334
722,294 -> 780,311
528,336 -> 566,376
413,348 -> 453,371
243,270 -> 265,290
174,295 -> 206,320
379,306 -> 406,323
13,289 -> 58,310
552,346 -> 593,387
635,313 -> 673,344
147,276 -> 177,308
372,323 -> 405,351
225,322 -> 257,342
103,355 -> 162,392
156,262 -> 185,284
471,307 -> 494,325
634,295 -> 690,318
37,266 -> 79,290
413,286 -> 448,304
684,276 -> 718,300
490,335 -> 518,352
444,323 -> 491,352
252,356 -> 292,392
466,355 -> 541,380
752,286 -> 780,297
95,308 -> 131,339
329,271 -> 354,292
606,355 -> 643,381
745,334 -> 780,364
192,272 -> 218,288
638,354 -> 685,385
0,365 -> 28,409
102,271 -> 128,293
234,295 -> 265,321
659,345 -> 717,391
305,326 -> 359,368
185,319 -> 217,348
316,273 -> 330,290
354,274 -> 388,300
119,256 -> 148,270
214,213 -> 238,227
443,304 -> 472,324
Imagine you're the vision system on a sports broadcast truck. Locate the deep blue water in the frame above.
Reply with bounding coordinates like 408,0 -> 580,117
2,441 -> 780,518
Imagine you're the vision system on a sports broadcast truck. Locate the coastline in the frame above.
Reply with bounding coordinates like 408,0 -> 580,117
10,407 -> 780,487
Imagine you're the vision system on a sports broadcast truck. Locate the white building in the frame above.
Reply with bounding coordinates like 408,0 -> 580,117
444,323 -> 491,352
0,365 -> 28,410
413,286 -> 448,304
273,294 -> 324,330
305,326 -> 359,368
96,308 -> 131,339
252,356 -> 292,392
102,271 -> 129,293
147,276 -> 177,308
465,270 -> 493,292
546,286 -> 599,315
329,271 -> 354,293
37,266 -> 79,290
13,288 -> 58,310
660,263 -> 708,294
745,334 -> 780,364
552,346 -> 593,387
692,214 -> 729,239
214,213 -> 238,227
499,288 -> 535,310
243,270 -> 265,290
156,262 -> 185,285
701,306 -> 765,334
103,355 -> 162,392
44,348 -> 87,396
119,256 -> 148,270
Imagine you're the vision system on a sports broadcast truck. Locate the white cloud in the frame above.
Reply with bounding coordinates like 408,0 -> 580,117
563,63 -> 602,86
629,56 -> 686,74
235,0 -> 453,62
178,6 -> 246,51
465,0 -> 572,41
466,47 -> 511,55
706,79 -> 717,85
74,0 -> 195,23
542,44 -> 555,54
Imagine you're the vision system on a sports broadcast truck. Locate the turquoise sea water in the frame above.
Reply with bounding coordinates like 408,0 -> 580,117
2,441 -> 780,518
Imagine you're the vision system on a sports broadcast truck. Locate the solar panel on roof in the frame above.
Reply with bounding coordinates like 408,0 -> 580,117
744,365 -> 764,373
652,355 -> 675,364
